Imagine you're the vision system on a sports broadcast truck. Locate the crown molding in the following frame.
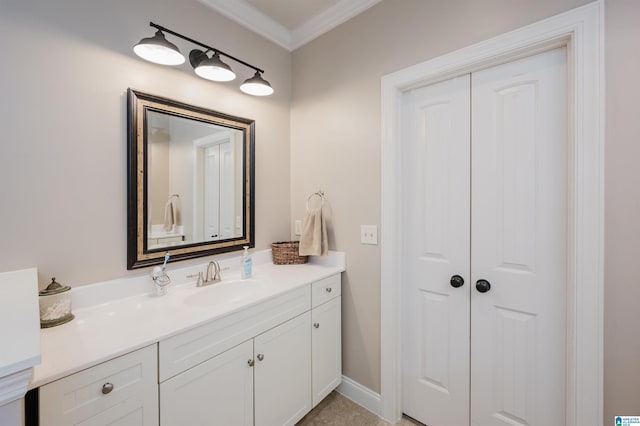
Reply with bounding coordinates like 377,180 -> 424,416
199,0 -> 292,50
290,0 -> 384,50
200,0 -> 384,51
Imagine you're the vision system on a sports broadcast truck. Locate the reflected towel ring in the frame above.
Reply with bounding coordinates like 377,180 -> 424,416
307,191 -> 324,210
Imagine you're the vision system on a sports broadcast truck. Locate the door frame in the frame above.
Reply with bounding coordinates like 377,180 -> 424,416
380,2 -> 604,425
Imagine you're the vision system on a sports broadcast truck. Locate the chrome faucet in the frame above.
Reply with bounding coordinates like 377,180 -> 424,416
210,260 -> 220,283
187,260 -> 223,287
205,261 -> 221,284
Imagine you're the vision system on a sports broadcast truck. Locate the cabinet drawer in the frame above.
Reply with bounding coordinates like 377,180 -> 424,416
311,274 -> 341,308
159,285 -> 310,382
39,344 -> 158,426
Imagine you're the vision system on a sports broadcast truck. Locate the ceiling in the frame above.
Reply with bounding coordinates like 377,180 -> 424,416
199,0 -> 384,51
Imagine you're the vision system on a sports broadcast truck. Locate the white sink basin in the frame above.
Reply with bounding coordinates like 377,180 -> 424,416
182,279 -> 268,308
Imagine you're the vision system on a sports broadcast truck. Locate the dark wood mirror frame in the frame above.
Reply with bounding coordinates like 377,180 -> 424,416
127,89 -> 255,269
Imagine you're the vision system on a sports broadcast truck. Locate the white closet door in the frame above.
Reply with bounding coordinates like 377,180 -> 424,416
401,74 -> 471,426
470,48 -> 567,426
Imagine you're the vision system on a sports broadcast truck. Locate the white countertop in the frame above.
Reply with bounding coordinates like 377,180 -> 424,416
30,251 -> 345,389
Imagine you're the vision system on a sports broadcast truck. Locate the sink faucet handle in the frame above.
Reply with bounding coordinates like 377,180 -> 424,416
213,261 -> 221,281
187,272 -> 205,287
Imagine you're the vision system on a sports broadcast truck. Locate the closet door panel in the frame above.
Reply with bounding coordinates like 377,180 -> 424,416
470,48 -> 568,426
401,74 -> 471,426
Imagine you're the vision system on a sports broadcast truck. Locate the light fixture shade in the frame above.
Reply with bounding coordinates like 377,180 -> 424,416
193,51 -> 236,82
133,30 -> 185,66
240,72 -> 274,96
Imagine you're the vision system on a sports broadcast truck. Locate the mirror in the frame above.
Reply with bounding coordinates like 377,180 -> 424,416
127,89 -> 255,269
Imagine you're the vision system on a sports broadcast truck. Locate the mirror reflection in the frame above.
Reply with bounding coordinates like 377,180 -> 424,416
127,89 -> 255,270
147,111 -> 244,249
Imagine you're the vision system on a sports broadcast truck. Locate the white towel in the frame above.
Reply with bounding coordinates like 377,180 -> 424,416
299,206 -> 328,256
163,197 -> 176,232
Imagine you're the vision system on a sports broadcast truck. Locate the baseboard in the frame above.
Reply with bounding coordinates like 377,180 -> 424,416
335,375 -> 382,418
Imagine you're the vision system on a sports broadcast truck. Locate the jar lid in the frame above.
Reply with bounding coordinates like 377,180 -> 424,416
39,277 -> 71,296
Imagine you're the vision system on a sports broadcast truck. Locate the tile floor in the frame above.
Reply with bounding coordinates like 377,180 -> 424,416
296,392 -> 424,426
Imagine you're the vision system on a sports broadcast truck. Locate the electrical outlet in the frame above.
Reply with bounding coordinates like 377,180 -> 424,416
360,225 -> 378,245
294,220 -> 302,236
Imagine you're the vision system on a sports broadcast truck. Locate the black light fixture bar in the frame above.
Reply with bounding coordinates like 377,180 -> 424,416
149,22 -> 264,74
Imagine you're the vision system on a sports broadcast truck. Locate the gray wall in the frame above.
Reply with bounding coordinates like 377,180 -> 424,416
291,0 -> 640,421
0,0 -> 292,285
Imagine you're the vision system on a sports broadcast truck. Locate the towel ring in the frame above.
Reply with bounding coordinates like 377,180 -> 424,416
307,191 -> 324,210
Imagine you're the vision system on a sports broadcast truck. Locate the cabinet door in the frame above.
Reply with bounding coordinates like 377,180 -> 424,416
254,312 -> 311,426
160,340 -> 254,426
312,296 -> 342,407
39,345 -> 158,426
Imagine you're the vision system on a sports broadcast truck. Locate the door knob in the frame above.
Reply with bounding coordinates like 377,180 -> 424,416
475,279 -> 491,293
257,353 -> 264,361
450,275 -> 464,288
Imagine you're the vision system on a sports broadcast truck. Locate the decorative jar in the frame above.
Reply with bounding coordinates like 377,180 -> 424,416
39,277 -> 74,328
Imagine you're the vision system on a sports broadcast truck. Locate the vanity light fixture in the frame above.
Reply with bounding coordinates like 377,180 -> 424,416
240,71 -> 274,96
133,30 -> 185,65
190,50 -> 236,82
133,22 -> 273,96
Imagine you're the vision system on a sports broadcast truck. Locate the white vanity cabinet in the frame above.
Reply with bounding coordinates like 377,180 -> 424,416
35,272 -> 343,426
160,312 -> 312,426
158,284 -> 313,426
310,275 -> 342,407
39,344 -> 158,426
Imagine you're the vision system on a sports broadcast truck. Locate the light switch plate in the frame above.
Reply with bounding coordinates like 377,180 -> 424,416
294,220 -> 302,236
360,225 -> 378,245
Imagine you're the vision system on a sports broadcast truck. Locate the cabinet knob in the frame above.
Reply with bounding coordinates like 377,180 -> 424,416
101,383 -> 114,395
257,353 -> 264,361
247,359 -> 255,367
313,323 -> 320,329
325,287 -> 332,293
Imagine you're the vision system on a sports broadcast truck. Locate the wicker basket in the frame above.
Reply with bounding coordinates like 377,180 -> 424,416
271,241 -> 308,265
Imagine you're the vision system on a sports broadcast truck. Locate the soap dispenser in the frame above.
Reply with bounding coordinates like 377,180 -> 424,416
241,246 -> 252,279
